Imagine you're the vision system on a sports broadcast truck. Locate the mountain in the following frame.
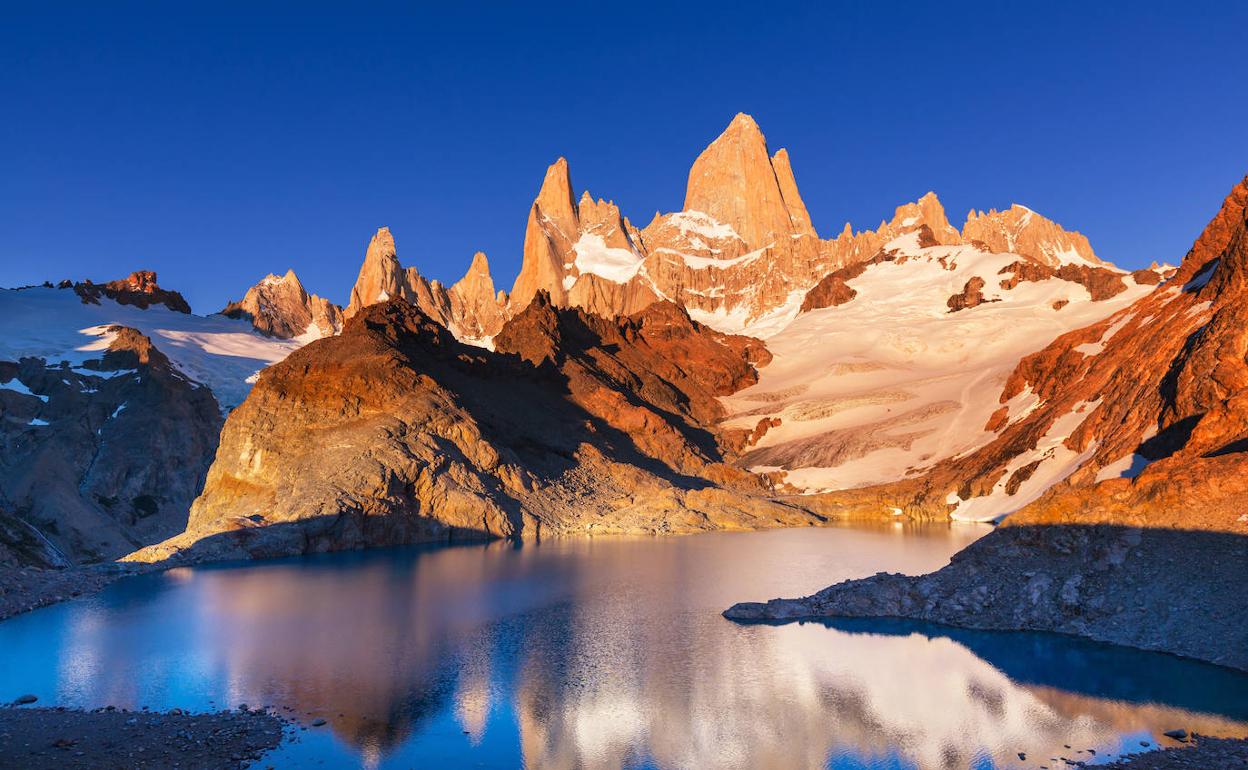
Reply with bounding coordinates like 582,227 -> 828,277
0,277 -> 327,563
725,174 -> 1248,671
222,269 -> 343,339
347,113 -> 1118,344
345,227 -> 508,346
127,297 -> 820,563
963,204 -> 1104,268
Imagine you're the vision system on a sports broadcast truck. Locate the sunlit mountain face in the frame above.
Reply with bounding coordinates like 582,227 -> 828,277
2,525 -> 1244,769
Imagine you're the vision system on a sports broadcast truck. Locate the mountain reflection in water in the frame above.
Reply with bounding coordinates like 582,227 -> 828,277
1,524 -> 1245,769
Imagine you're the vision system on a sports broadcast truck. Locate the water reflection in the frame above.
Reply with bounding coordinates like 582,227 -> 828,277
1,524 -> 1245,769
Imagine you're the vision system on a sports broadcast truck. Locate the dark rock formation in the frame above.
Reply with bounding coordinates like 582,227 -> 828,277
74,271 -> 192,314
0,326 -> 222,563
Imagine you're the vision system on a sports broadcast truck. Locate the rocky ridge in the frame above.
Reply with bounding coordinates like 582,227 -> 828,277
345,227 -> 508,344
222,269 -> 343,339
348,114 -> 1124,341
126,296 -> 820,564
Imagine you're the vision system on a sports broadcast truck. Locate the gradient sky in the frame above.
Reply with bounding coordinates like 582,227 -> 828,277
2,1 -> 1245,313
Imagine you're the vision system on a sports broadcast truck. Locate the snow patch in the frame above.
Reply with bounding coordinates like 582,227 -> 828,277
0,378 -> 49,402
948,400 -> 1101,522
572,234 -> 645,284
1094,453 -> 1151,482
654,243 -> 771,271
1074,312 -> 1134,356
1184,260 -> 1218,291
666,210 -> 741,241
1,288 -> 306,412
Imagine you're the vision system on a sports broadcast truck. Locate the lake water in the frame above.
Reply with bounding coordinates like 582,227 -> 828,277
2,523 -> 1246,769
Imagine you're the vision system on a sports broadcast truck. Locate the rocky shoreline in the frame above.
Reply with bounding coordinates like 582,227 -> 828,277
1101,735 -> 1248,768
0,704 -> 286,769
0,564 -> 157,622
725,524 -> 1248,671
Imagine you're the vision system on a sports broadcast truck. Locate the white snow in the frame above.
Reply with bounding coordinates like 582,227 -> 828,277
1074,312 -> 1134,356
72,366 -> 137,380
721,239 -> 1151,494
665,210 -> 741,241
375,290 -> 391,302
1094,453 -> 1151,482
654,243 -> 771,271
0,378 -> 48,402
948,400 -> 1102,522
28,418 -> 49,426
110,402 -> 127,419
0,287 -> 308,411
571,234 -> 646,284
686,286 -> 806,340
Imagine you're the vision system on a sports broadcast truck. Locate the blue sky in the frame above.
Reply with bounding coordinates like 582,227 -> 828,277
2,1 -> 1245,312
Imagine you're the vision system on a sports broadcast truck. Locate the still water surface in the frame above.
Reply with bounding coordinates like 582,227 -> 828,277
2,523 -> 1246,769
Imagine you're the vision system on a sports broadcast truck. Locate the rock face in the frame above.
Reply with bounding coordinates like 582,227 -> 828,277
963,204 -> 1105,268
724,174 -> 1248,670
683,112 -> 815,249
222,269 -> 343,339
74,271 -> 192,313
0,326 -> 222,564
345,227 -> 509,344
127,296 -> 819,564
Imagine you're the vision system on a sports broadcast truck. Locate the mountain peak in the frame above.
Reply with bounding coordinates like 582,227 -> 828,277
884,191 -> 961,245
346,227 -> 404,318
534,157 -> 578,233
684,114 -> 812,248
961,204 -> 1105,268
726,111 -> 762,133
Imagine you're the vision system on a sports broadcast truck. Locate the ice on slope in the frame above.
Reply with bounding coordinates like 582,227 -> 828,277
0,287 -> 313,410
571,233 -> 646,284
0,377 -> 49,402
666,210 -> 741,241
721,242 -> 1152,495
947,400 -> 1101,522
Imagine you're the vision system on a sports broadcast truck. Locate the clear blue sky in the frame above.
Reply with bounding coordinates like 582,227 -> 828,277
2,1 -> 1245,312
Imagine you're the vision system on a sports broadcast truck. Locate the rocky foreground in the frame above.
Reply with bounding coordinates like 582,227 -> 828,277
0,705 -> 285,770
1102,736 -> 1248,769
725,523 -> 1248,670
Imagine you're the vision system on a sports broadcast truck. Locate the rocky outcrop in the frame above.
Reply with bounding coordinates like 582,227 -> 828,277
724,174 -> 1248,669
345,227 -> 509,343
963,204 -> 1106,268
945,275 -> 992,312
0,326 -> 222,564
798,262 -> 864,312
126,297 -> 820,564
222,269 -> 342,338
74,271 -> 192,313
726,524 -> 1247,670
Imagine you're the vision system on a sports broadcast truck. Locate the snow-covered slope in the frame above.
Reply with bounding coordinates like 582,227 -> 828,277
721,236 -> 1152,494
0,287 -> 311,410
